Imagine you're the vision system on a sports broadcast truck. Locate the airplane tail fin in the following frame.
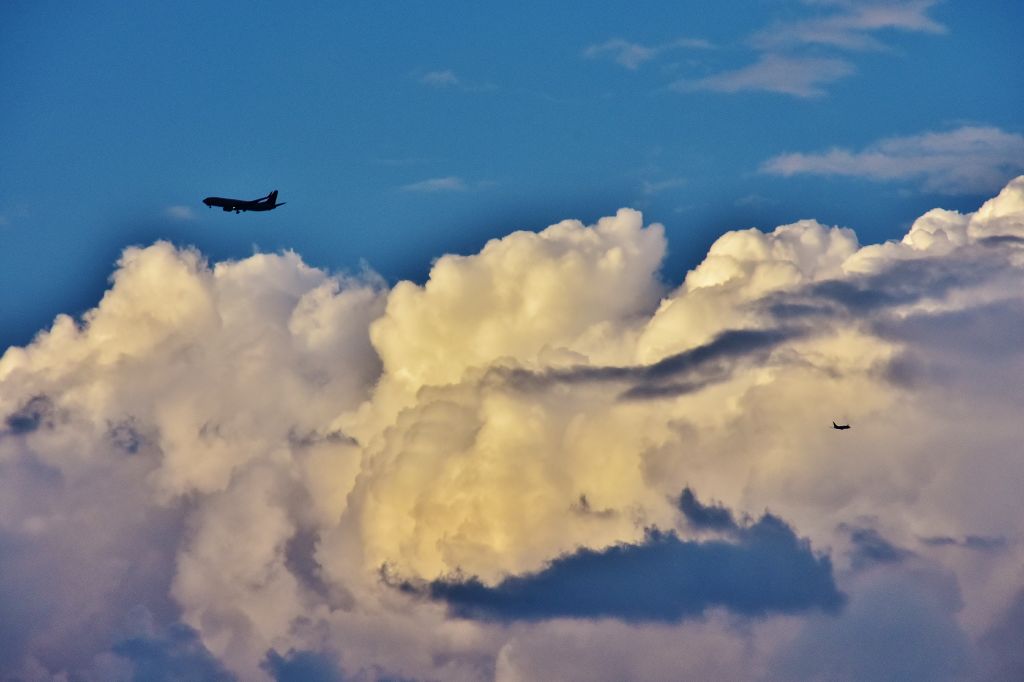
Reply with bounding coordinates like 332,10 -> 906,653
269,190 -> 278,205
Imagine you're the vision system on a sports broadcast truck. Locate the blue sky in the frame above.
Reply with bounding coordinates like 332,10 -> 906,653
2,0 -> 1022,348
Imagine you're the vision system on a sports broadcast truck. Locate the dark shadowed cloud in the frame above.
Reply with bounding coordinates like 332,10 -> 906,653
572,493 -> 617,519
111,623 -> 235,682
920,535 -> 1008,553
263,649 -> 346,682
841,524 -> 914,570
497,327 -> 803,401
411,491 -> 842,623
4,395 -> 55,434
677,487 -> 736,531
640,328 -> 798,383
875,299 -> 1024,359
962,535 -> 1008,552
107,417 -> 148,455
763,250 -> 1002,323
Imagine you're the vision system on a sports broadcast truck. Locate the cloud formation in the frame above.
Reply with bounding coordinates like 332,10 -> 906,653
2,178 -> 1024,680
664,0 -> 946,98
420,70 -> 460,88
753,0 -> 945,51
675,53 -> 855,97
641,176 -> 687,196
762,126 -> 1024,193
164,205 -> 197,221
400,176 -> 469,192
418,495 -> 842,622
583,37 -> 712,70
417,69 -> 495,93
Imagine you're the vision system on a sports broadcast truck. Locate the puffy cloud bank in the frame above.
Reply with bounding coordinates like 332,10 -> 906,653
2,178 -> 1024,680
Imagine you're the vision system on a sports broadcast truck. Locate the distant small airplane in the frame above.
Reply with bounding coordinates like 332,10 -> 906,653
833,421 -> 851,430
202,190 -> 285,213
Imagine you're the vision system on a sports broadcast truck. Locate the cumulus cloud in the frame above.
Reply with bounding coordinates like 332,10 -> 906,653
762,125 -> 1024,194
2,177 -> 1024,680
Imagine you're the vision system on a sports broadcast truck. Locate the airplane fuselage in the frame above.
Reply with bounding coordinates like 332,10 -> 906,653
202,190 -> 284,213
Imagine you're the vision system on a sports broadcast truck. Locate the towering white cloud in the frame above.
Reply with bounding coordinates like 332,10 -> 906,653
2,179 -> 1024,680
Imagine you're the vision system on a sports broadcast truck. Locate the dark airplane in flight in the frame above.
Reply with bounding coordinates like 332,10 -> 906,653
832,421 -> 851,430
203,190 -> 285,213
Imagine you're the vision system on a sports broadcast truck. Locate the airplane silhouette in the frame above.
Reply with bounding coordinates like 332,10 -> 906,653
833,421 -> 851,430
203,190 -> 285,213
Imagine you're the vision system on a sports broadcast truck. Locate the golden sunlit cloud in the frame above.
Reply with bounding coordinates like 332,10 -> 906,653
2,178 -> 1023,680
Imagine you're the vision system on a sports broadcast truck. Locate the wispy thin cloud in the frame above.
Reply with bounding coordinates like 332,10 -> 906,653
736,193 -> 778,208
584,37 -> 713,70
674,54 -> 854,98
418,69 -> 497,93
420,70 -> 460,88
754,0 -> 946,51
642,177 -> 687,196
400,176 -> 469,193
761,125 -> 1024,194
665,1 -> 944,99
165,205 -> 196,221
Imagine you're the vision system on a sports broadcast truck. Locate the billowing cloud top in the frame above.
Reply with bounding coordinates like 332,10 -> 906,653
2,178 -> 1024,680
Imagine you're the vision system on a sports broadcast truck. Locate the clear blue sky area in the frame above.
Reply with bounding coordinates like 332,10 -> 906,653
3,0 -> 1022,349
